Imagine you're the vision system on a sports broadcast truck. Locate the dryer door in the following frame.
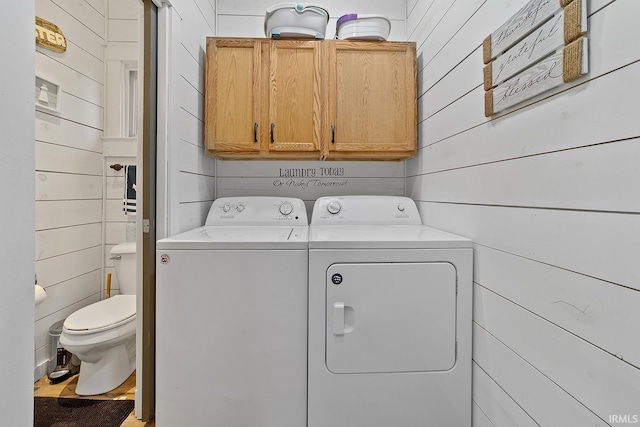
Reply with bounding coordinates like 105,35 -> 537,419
326,262 -> 456,374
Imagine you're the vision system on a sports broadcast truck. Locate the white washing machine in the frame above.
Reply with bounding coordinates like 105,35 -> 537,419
308,195 -> 473,427
155,197 -> 308,427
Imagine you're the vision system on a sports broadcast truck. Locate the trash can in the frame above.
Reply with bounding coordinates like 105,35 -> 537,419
48,320 -> 80,383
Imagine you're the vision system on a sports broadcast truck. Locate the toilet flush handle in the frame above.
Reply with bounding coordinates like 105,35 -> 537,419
110,255 -> 121,260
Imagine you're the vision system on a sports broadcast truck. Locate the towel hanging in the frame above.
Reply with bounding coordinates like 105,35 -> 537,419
123,165 -> 137,215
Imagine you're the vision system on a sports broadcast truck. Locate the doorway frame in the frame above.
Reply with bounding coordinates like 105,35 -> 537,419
138,0 -> 159,421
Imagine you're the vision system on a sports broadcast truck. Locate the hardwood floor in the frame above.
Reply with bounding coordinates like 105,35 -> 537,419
34,371 -> 155,426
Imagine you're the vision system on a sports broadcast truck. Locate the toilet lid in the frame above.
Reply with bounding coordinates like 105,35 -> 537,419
64,295 -> 136,333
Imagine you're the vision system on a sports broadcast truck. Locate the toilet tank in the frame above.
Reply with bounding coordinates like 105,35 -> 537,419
110,242 -> 137,295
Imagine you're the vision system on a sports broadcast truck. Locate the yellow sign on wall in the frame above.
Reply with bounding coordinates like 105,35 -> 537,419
35,16 -> 66,53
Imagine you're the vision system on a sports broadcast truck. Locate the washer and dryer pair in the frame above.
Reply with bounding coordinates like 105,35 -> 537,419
156,196 -> 472,427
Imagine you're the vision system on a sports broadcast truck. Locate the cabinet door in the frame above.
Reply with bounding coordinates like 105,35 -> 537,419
328,41 -> 417,160
205,39 -> 261,154
268,41 -> 323,155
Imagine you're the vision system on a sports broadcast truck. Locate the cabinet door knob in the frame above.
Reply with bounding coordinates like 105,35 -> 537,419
253,123 -> 258,143
270,123 -> 275,143
331,123 -> 335,143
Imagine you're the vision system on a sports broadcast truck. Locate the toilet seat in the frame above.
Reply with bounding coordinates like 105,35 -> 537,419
63,295 -> 136,335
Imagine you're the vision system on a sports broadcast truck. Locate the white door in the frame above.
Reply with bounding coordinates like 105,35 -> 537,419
326,262 -> 457,374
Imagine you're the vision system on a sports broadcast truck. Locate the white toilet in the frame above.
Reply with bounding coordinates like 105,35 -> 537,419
60,242 -> 137,395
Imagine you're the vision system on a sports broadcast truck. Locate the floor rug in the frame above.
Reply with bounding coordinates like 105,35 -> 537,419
34,397 -> 134,427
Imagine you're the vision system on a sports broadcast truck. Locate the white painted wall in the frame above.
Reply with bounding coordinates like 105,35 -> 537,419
104,0 -> 142,297
0,3 -> 35,425
158,0 -> 217,237
405,0 -> 640,425
105,0 -> 141,138
217,0 -> 406,40
34,0 -> 106,380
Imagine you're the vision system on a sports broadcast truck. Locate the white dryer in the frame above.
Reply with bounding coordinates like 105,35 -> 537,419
308,195 -> 473,427
156,197 -> 308,427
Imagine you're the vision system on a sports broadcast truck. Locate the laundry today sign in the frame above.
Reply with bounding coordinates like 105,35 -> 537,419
275,168 -> 349,190
36,16 -> 67,53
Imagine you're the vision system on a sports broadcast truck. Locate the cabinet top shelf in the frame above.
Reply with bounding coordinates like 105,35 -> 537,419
206,36 -> 416,46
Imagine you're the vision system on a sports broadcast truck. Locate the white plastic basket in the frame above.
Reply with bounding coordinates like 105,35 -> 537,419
336,14 -> 391,41
265,3 -> 330,39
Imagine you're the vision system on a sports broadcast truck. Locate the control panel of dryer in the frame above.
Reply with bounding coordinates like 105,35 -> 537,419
311,196 -> 423,225
205,197 -> 308,225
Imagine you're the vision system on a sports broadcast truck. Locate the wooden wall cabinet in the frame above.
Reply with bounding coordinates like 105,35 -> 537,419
205,38 -> 416,161
325,41 -> 417,160
205,38 -> 323,159
205,39 -> 261,155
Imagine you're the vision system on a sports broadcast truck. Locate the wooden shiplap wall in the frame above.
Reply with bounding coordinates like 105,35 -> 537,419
405,0 -> 640,425
159,0 -> 216,237
104,0 -> 141,296
34,0 -> 106,380
214,0 -> 407,207
104,156 -> 137,295
216,161 -> 405,216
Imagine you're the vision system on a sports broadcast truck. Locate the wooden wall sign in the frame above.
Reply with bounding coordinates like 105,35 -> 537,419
483,0 -> 588,116
36,16 -> 67,53
483,0 -> 563,64
486,37 -> 588,115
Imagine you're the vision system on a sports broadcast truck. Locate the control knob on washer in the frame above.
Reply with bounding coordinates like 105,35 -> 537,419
279,202 -> 294,216
327,201 -> 342,215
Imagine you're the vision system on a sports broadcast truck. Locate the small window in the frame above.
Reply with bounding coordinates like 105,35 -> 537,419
123,64 -> 138,137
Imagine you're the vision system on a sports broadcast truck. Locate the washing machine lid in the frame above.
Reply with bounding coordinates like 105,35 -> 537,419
309,225 -> 471,249
63,295 -> 136,333
156,225 -> 309,250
